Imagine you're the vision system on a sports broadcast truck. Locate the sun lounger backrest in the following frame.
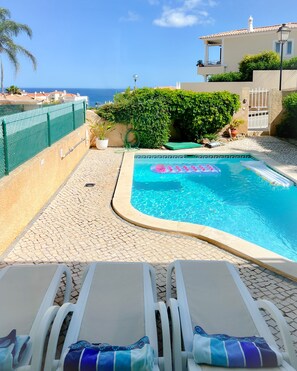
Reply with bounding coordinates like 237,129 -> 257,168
0,264 -> 61,336
177,260 -> 258,351
78,262 -> 147,345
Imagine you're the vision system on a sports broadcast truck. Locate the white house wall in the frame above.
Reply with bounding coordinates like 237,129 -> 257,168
221,29 -> 297,73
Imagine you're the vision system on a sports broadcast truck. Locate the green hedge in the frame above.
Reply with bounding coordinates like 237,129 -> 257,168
97,88 -> 240,148
283,57 -> 297,70
208,51 -> 282,82
276,92 -> 297,138
239,51 -> 280,81
209,72 -> 242,82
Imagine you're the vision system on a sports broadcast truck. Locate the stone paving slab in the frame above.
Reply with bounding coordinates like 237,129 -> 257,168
1,136 -> 297,349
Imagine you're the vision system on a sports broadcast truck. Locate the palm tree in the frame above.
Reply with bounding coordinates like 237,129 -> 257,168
0,8 -> 37,94
6,85 -> 21,94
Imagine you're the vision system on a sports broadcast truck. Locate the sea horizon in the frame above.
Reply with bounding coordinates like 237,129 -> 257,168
21,87 -> 126,107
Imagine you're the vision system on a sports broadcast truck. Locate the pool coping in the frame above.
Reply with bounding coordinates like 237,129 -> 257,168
112,149 -> 297,282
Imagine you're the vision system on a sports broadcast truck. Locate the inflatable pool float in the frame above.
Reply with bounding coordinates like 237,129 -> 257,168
151,164 -> 221,174
241,161 -> 293,187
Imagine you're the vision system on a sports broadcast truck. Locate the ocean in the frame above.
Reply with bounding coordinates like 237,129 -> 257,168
21,88 -> 126,107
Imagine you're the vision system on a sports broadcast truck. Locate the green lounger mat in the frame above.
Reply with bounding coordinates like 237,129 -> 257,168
164,142 -> 202,150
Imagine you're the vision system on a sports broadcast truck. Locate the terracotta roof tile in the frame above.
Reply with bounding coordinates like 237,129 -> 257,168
200,22 -> 297,39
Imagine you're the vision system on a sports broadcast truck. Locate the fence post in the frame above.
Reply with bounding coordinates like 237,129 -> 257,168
72,103 -> 76,130
47,112 -> 51,146
83,100 -> 86,123
2,119 -> 9,175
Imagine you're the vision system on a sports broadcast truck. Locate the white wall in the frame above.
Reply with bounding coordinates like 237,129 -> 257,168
180,70 -> 297,95
180,82 -> 252,97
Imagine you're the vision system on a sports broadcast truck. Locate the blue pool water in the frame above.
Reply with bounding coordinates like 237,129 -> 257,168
131,155 -> 297,261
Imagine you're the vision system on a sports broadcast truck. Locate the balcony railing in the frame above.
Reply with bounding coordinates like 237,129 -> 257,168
197,60 -> 222,67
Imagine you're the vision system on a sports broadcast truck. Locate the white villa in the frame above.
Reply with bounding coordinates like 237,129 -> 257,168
198,17 -> 297,81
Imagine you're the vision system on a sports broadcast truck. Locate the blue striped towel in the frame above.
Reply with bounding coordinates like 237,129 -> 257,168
193,326 -> 283,368
0,329 -> 30,370
63,336 -> 154,370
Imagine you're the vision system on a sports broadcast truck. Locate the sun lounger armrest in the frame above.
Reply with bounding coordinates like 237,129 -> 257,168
30,305 -> 59,371
168,298 -> 184,371
157,301 -> 172,371
61,265 -> 72,303
44,302 -> 76,371
166,262 -> 175,303
257,299 -> 297,369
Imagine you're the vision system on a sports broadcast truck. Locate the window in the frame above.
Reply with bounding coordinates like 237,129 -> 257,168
274,40 -> 293,56
287,41 -> 292,55
274,42 -> 281,54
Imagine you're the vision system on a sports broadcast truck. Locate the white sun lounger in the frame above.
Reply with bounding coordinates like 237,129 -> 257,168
0,263 -> 72,370
44,262 -> 172,371
166,260 -> 297,371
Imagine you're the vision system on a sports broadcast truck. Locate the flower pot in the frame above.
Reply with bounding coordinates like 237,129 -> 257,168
230,128 -> 237,138
96,138 -> 109,150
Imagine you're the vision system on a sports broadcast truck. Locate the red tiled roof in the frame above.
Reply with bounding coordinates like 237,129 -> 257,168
200,22 -> 297,39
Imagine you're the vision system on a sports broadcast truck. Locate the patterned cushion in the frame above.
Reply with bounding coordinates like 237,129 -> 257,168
193,326 -> 283,368
0,329 -> 30,370
63,336 -> 154,370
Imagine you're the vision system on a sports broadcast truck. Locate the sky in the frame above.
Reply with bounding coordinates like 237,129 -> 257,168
1,0 -> 297,89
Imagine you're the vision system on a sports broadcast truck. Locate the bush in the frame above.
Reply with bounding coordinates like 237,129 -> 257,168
169,90 -> 240,141
96,88 -> 240,148
239,51 -> 280,81
208,72 -> 242,82
276,92 -> 297,138
283,57 -> 297,70
127,89 -> 171,148
208,51 -> 282,82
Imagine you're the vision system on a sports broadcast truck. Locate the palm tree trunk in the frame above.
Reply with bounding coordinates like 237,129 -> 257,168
1,61 -> 4,94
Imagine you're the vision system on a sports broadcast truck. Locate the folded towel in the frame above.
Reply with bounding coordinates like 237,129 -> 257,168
193,326 -> 282,368
63,336 -> 154,371
0,329 -> 30,370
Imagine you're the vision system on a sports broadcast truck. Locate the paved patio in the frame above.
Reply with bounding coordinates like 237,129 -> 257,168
1,136 -> 297,348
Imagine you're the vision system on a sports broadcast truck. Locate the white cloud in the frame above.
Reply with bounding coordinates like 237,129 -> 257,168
183,0 -> 203,10
154,1 -> 214,28
154,7 -> 198,27
153,0 -> 216,27
120,11 -> 140,22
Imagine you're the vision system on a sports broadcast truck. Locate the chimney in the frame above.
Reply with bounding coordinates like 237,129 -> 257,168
248,16 -> 254,32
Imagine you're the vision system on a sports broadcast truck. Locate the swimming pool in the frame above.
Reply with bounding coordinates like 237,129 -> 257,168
131,154 -> 297,262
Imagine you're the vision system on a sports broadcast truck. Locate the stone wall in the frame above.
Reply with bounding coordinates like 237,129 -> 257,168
269,89 -> 296,135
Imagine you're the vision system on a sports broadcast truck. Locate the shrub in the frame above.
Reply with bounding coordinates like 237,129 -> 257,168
96,88 -> 240,148
127,89 -> 171,148
239,51 -> 280,81
208,72 -> 242,82
276,92 -> 297,138
172,91 -> 240,141
207,51 -> 297,83
283,57 -> 297,70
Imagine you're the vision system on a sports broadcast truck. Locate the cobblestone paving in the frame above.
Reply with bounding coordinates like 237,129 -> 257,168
1,136 -> 297,349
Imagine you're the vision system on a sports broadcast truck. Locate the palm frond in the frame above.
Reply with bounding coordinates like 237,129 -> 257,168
0,8 -> 11,22
0,20 -> 33,38
14,44 -> 37,69
2,46 -> 19,72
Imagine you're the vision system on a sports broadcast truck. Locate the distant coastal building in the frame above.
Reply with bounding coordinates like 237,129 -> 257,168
0,89 -> 88,106
198,17 -> 297,81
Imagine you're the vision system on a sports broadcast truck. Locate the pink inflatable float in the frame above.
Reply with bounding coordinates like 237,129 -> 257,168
151,164 -> 220,174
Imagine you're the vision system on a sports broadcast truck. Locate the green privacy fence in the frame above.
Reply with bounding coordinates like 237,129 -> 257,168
0,101 -> 86,178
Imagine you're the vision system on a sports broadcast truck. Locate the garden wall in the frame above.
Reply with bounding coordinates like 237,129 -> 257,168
180,70 -> 297,95
0,124 -> 90,255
